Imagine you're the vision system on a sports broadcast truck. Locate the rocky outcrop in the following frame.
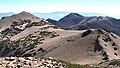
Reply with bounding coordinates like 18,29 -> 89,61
0,57 -> 65,68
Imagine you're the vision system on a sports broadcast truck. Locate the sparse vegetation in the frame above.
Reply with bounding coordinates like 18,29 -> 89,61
111,33 -> 117,38
1,16 -> 6,20
58,60 -> 96,68
39,25 -> 61,30
27,19 -> 49,28
39,31 -> 59,38
114,47 -> 117,50
109,60 -> 120,65
94,40 -> 103,52
102,37 -> 112,42
114,53 -> 118,56
98,29 -> 105,34
37,48 -> 44,52
0,27 -> 59,56
102,52 -> 109,60
104,44 -> 107,46
81,29 -> 92,37
112,42 -> 117,46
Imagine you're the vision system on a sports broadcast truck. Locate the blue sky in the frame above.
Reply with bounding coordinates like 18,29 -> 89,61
0,0 -> 120,17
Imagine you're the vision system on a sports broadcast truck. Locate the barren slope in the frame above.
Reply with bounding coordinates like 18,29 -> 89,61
43,29 -> 120,64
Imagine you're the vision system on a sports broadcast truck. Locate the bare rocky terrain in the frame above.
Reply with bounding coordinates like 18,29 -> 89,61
0,57 -> 65,68
43,29 -> 120,64
0,11 -> 120,68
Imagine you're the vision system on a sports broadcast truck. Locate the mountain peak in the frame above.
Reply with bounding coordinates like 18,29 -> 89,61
56,13 -> 84,28
19,11 -> 32,15
68,13 -> 83,17
0,11 -> 42,32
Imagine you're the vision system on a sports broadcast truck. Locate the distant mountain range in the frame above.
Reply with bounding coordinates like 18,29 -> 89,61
1,12 -> 120,36
0,12 -> 107,20
33,12 -> 107,20
48,13 -> 120,36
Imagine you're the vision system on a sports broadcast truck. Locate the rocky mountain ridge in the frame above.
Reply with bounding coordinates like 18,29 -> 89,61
0,12 -> 120,65
51,13 -> 120,36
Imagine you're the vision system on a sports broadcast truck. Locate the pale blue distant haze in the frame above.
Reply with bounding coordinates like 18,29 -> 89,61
0,0 -> 120,18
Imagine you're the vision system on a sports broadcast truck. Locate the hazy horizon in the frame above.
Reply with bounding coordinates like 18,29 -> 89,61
1,0 -> 120,19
